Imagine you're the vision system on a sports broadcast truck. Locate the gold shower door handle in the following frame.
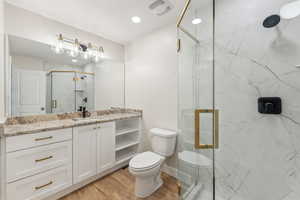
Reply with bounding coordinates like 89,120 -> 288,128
195,109 -> 219,149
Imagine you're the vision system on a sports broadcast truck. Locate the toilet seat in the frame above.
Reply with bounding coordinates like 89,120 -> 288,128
129,151 -> 164,171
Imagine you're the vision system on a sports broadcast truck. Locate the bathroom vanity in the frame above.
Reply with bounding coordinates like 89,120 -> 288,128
0,28 -> 136,200
0,109 -> 142,200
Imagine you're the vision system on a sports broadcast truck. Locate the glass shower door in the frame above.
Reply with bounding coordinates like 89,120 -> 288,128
177,0 -> 216,199
51,72 -> 76,113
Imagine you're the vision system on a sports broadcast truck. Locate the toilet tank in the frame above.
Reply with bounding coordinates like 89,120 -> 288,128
150,128 -> 177,157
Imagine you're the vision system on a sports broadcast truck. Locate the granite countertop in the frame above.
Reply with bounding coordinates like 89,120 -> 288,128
2,111 -> 142,138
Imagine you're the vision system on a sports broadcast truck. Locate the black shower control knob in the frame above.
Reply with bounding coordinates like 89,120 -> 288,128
258,97 -> 282,114
264,102 -> 274,113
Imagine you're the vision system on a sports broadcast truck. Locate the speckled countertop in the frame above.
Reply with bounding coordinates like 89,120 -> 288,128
1,109 -> 142,138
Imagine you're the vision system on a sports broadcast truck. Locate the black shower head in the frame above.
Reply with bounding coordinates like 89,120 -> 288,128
263,14 -> 281,28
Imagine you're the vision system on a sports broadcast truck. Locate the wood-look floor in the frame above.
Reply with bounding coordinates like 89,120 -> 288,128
60,168 -> 179,200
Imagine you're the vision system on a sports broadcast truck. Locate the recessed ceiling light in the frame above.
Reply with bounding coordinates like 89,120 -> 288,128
72,59 -> 78,63
131,16 -> 141,24
192,18 -> 202,25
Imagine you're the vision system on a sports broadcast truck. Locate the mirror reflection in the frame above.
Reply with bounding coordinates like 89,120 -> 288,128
7,35 -> 124,116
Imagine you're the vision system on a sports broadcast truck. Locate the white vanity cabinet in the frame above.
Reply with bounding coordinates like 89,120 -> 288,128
73,124 -> 97,184
3,128 -> 73,200
73,122 -> 116,183
2,116 -> 141,200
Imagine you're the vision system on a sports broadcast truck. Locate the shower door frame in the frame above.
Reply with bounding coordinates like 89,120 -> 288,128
177,0 -> 217,199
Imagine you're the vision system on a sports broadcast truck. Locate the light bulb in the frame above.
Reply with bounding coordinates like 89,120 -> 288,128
87,43 -> 94,57
83,52 -> 89,60
94,55 -> 100,63
69,39 -> 80,57
99,47 -> 104,58
93,47 -> 104,63
53,34 -> 64,54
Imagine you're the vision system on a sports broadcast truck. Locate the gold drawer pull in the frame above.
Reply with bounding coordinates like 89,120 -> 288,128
35,156 -> 53,162
35,181 -> 53,190
35,136 -> 53,141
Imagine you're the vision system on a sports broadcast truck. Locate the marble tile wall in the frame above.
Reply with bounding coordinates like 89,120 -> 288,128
213,0 -> 300,199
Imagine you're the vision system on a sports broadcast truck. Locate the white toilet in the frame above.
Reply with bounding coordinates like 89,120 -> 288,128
129,128 -> 177,198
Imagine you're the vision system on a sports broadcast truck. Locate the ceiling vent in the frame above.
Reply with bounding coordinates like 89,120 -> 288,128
148,0 -> 174,16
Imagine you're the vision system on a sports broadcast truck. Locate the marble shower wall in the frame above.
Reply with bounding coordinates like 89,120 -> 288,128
210,0 -> 300,199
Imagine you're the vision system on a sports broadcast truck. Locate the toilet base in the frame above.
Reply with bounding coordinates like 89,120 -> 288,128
134,171 -> 163,198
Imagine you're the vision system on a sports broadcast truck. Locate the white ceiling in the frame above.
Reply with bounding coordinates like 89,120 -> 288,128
6,0 -> 185,44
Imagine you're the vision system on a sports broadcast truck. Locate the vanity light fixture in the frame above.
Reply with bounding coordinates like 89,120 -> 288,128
52,34 -> 104,63
131,16 -> 142,23
192,18 -> 202,25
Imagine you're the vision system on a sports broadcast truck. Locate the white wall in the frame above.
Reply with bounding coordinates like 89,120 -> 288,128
93,61 -> 125,110
125,25 -> 178,167
4,3 -> 124,62
12,55 -> 44,71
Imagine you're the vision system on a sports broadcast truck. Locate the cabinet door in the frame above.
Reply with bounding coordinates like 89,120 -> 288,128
73,124 -> 97,184
97,122 -> 116,173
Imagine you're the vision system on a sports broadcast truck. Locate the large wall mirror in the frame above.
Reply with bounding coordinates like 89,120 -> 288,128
6,35 -> 125,117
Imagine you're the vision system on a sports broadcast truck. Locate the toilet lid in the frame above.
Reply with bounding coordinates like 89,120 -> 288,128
130,151 -> 163,170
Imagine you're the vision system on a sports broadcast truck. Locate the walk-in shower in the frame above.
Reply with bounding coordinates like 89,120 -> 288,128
46,71 -> 94,114
177,0 -> 300,199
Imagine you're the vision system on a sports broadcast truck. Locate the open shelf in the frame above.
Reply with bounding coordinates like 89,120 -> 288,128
116,146 -> 138,164
116,118 -> 140,133
115,141 -> 139,151
115,130 -> 139,151
116,128 -> 139,136
115,118 -> 140,165
116,152 -> 137,164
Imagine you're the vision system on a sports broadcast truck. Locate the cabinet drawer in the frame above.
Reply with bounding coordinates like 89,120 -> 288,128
7,141 -> 72,183
6,128 -> 72,152
7,165 -> 72,200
